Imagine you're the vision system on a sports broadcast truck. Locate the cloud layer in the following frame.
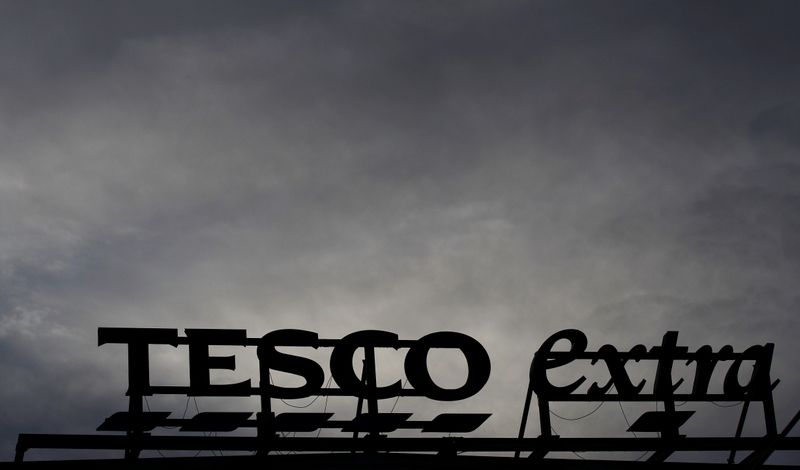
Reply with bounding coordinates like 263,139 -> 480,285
1,1 -> 799,463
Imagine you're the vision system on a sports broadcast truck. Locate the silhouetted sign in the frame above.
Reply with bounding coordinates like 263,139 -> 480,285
97,328 -> 491,401
96,328 -> 493,452
531,329 -> 774,401
96,327 -> 780,442
14,327 -> 798,464
520,330 -> 778,442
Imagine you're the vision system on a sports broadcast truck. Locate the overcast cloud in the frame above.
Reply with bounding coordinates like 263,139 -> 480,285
1,1 -> 799,464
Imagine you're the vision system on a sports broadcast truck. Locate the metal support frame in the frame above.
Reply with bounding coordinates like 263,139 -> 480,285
15,434 -> 800,462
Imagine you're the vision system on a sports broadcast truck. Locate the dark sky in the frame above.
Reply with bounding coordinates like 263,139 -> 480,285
1,1 -> 799,463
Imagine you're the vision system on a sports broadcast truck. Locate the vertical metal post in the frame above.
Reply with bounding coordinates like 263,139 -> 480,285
763,394 -> 778,436
257,383 -> 273,455
728,400 -> 751,464
364,347 -> 380,440
538,399 -> 552,437
515,382 -> 534,458
125,394 -> 143,460
352,359 -> 366,445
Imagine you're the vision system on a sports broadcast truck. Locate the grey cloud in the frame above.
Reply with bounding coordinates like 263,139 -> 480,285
750,102 -> 800,161
1,1 -> 800,464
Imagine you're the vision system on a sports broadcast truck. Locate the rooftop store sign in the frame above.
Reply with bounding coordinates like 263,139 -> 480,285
14,328 -> 797,464
97,328 -> 491,401
97,328 -> 775,404
95,328 -> 779,442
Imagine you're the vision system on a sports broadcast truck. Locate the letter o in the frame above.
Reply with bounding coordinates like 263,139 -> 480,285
404,331 -> 490,401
